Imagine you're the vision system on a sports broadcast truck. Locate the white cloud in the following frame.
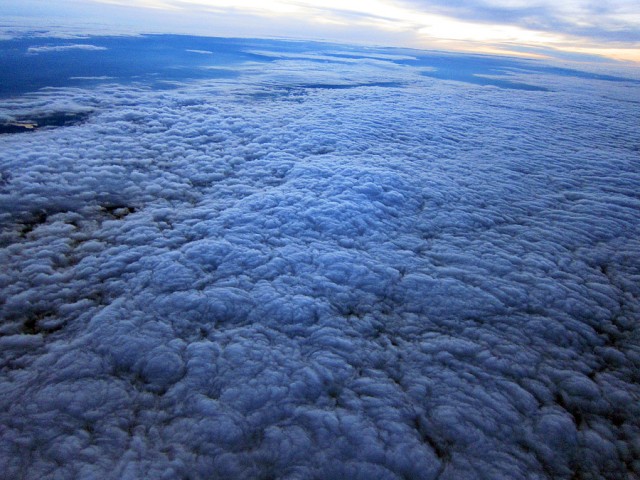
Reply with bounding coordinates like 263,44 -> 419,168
0,44 -> 639,479
27,44 -> 108,54
69,76 -> 116,80
186,49 -> 213,54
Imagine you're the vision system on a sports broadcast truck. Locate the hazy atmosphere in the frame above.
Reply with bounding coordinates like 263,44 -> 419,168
4,0 -> 640,61
1,2 -> 639,480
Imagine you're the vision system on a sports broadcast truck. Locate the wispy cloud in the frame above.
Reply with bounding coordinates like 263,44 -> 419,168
186,49 -> 213,54
27,44 -> 108,54
69,76 -> 116,80
397,0 -> 640,42
87,0 -> 640,61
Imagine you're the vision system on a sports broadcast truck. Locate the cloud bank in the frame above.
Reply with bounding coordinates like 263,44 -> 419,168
0,44 -> 639,479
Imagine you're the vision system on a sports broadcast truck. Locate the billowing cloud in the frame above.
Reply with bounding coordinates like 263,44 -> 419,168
0,40 -> 639,478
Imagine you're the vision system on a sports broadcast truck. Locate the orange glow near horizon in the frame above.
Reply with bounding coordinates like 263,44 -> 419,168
91,0 -> 640,63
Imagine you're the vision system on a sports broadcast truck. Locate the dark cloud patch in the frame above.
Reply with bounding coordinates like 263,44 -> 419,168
0,110 -> 92,134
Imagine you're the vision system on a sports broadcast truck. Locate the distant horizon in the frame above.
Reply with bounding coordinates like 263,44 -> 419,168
3,0 -> 640,64
3,26 -> 640,82
3,33 -> 639,101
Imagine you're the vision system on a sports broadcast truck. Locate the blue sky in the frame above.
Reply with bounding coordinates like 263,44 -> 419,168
4,0 -> 640,62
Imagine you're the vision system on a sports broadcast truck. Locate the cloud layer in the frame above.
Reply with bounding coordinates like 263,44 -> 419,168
1,42 -> 640,479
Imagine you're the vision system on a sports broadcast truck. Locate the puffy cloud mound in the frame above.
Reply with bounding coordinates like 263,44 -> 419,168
0,49 -> 639,480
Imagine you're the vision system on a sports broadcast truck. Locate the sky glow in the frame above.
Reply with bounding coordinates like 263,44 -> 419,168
78,0 -> 640,61
2,0 -> 640,61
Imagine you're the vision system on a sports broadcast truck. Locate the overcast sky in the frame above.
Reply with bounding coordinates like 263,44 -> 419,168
4,0 -> 640,61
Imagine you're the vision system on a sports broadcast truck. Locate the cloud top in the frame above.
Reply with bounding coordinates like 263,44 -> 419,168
0,38 -> 639,479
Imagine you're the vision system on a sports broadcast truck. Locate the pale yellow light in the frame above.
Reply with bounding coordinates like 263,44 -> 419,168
557,46 -> 640,63
158,0 -> 581,47
90,0 -> 640,62
418,20 -> 566,45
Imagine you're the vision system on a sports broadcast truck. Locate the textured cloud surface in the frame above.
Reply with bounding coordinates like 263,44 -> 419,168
1,38 -> 639,479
